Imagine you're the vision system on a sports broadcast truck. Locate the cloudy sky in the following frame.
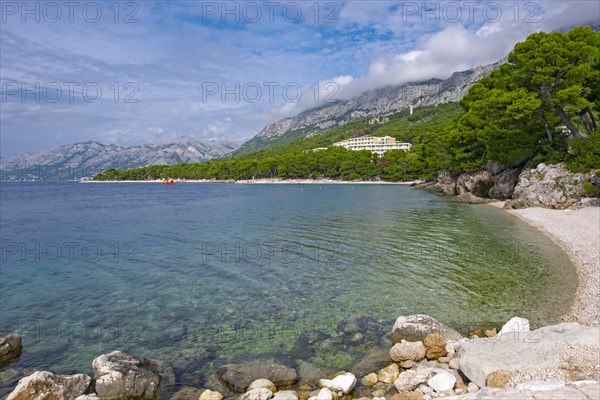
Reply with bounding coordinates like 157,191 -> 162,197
1,0 -> 598,157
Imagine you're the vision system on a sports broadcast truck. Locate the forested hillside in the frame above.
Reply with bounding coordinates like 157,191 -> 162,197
95,27 -> 600,182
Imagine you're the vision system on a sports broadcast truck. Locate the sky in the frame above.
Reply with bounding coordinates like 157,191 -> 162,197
1,0 -> 599,157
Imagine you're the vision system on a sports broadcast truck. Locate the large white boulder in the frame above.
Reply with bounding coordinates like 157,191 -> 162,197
458,323 -> 600,388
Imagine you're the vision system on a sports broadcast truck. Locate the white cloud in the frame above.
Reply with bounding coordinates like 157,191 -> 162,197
1,0 -> 598,156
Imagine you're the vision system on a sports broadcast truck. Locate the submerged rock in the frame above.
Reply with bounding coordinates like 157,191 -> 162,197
290,330 -> 329,359
170,387 -> 205,400
92,351 -> 165,400
451,192 -> 495,204
0,334 -> 22,365
216,362 -> 297,393
350,348 -> 391,377
392,315 -> 463,343
6,371 -> 91,400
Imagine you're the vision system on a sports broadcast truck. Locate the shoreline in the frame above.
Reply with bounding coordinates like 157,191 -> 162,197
490,202 -> 600,327
80,178 -> 420,185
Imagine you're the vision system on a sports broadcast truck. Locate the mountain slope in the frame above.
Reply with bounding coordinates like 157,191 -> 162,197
236,61 -> 501,154
1,137 -> 238,180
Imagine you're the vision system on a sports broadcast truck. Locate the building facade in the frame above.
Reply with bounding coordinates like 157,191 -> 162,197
333,136 -> 412,156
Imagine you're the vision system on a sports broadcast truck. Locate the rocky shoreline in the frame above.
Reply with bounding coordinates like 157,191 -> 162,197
431,162 -> 599,210
1,315 -> 599,400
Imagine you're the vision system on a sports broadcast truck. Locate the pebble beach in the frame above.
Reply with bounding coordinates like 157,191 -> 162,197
509,206 -> 600,326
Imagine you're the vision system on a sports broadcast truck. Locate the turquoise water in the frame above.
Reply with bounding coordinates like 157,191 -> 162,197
0,182 -> 577,394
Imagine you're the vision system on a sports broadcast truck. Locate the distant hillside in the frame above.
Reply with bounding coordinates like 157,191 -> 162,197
235,60 -> 502,155
1,136 -> 238,181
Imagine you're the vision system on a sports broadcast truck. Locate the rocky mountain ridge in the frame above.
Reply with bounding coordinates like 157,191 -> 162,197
0,137 -> 238,181
238,60 -> 503,154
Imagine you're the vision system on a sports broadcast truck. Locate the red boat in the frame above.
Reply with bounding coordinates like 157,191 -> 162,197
162,180 -> 175,185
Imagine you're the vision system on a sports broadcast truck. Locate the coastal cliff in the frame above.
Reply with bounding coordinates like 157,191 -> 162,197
434,162 -> 600,209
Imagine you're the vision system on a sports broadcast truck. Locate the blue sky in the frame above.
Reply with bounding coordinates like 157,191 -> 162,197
1,0 -> 599,157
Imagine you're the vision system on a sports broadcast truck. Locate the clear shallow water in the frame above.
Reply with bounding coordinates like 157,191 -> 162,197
0,182 -> 577,392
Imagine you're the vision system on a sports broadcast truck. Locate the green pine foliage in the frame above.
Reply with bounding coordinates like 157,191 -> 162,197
95,27 -> 600,182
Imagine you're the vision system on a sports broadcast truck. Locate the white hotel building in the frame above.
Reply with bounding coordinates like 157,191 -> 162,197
333,136 -> 412,156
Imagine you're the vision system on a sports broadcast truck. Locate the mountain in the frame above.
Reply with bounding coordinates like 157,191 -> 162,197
236,60 -> 502,154
1,136 -> 238,181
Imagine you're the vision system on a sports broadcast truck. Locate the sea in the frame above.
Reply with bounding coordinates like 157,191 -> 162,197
0,182 -> 577,396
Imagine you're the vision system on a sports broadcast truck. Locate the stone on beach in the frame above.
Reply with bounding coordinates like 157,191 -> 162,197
272,390 -> 299,400
423,333 -> 447,360
392,392 -> 423,400
486,370 -> 512,388
199,389 -> 223,400
240,388 -> 274,400
248,379 -> 277,392
392,315 -> 463,343
308,388 -> 333,400
497,317 -> 530,336
377,364 -> 400,384
319,372 -> 356,394
393,367 -> 431,392
390,342 -> 426,362
426,371 -> 456,393
360,373 -> 378,387
6,371 -> 91,400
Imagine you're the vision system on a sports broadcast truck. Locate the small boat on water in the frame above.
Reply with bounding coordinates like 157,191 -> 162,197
162,180 -> 175,185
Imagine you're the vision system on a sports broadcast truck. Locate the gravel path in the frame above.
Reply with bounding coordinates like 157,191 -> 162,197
510,206 -> 600,326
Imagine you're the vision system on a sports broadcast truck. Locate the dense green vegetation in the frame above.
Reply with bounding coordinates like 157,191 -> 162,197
95,27 -> 600,182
